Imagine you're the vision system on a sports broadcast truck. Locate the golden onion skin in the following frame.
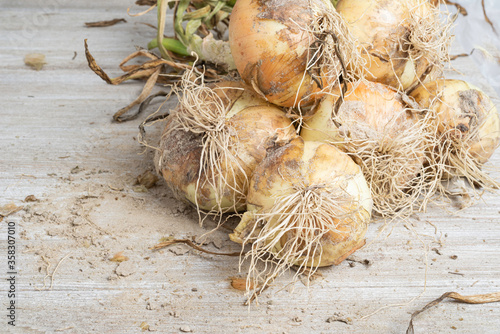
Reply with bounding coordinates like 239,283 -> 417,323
410,79 -> 500,164
155,81 -> 296,212
302,80 -> 424,167
302,81 -> 417,142
336,0 -> 434,90
229,0 -> 326,107
301,81 -> 430,216
232,137 -> 373,267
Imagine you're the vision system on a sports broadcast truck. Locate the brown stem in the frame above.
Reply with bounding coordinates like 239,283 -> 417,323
151,238 -> 243,256
407,291 -> 500,334
482,0 -> 497,35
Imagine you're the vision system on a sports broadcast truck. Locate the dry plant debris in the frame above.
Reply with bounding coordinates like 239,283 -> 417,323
151,238 -> 241,257
137,171 -> 159,189
229,277 -> 256,291
85,18 -> 127,27
0,203 -> 23,218
481,0 -> 497,34
24,53 -> 46,71
24,195 -> 39,202
407,291 -> 500,334
109,252 -> 129,262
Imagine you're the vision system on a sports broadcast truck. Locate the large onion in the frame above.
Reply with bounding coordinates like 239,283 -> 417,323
230,137 -> 372,286
410,79 -> 500,188
336,0 -> 451,91
155,77 -> 296,215
229,0 -> 362,108
301,80 -> 432,216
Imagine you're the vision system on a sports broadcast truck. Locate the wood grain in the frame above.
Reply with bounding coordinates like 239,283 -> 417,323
0,1 -> 499,333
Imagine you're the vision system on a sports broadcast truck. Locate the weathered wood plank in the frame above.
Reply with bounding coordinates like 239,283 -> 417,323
1,1 -> 499,333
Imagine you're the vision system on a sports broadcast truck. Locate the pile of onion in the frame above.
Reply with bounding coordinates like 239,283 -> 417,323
229,0 -> 363,108
155,74 -> 296,216
230,137 -> 372,288
410,79 -> 500,190
301,80 -> 433,217
336,0 -> 452,92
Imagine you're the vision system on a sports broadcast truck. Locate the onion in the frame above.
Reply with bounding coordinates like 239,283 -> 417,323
410,79 -> 500,188
301,80 -> 433,216
154,75 -> 296,215
230,137 -> 372,287
336,0 -> 452,91
229,0 -> 363,108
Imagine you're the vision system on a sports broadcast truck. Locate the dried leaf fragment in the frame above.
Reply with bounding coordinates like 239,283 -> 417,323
151,238 -> 241,256
133,185 -> 148,193
0,203 -> 23,217
430,0 -> 467,16
24,53 -> 46,71
482,0 -> 497,35
137,171 -> 159,189
109,252 -> 129,262
139,322 -> 149,331
326,313 -> 352,324
407,291 -> 500,334
85,18 -> 127,28
230,277 -> 256,291
24,195 -> 39,202
136,0 -> 156,5
449,53 -> 469,61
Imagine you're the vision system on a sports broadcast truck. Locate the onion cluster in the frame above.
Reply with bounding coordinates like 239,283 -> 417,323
152,0 -> 499,296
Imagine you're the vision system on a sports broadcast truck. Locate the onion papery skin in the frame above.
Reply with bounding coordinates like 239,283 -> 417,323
410,79 -> 500,165
231,137 -> 373,268
229,0 -> 332,108
302,80 -> 426,181
155,80 -> 296,214
336,0 -> 437,91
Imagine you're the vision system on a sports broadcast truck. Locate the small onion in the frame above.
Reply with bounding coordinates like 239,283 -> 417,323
410,79 -> 500,187
301,80 -> 432,216
230,137 -> 372,286
336,0 -> 451,91
229,0 -> 363,108
155,77 -> 296,215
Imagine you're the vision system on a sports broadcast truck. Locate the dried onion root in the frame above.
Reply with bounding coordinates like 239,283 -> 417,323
336,0 -> 453,92
229,0 -> 364,108
230,137 -> 372,293
154,72 -> 296,218
410,79 -> 500,191
301,80 -> 435,217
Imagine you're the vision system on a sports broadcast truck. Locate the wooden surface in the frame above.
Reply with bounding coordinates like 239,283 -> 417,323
1,1 -> 500,333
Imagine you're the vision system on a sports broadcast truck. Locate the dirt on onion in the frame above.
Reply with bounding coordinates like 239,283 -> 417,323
230,137 -> 372,294
336,0 -> 453,92
410,79 -> 500,191
229,0 -> 364,108
301,80 -> 435,217
155,71 -> 296,219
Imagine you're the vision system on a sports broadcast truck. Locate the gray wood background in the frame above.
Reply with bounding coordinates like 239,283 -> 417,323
1,1 -> 499,333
